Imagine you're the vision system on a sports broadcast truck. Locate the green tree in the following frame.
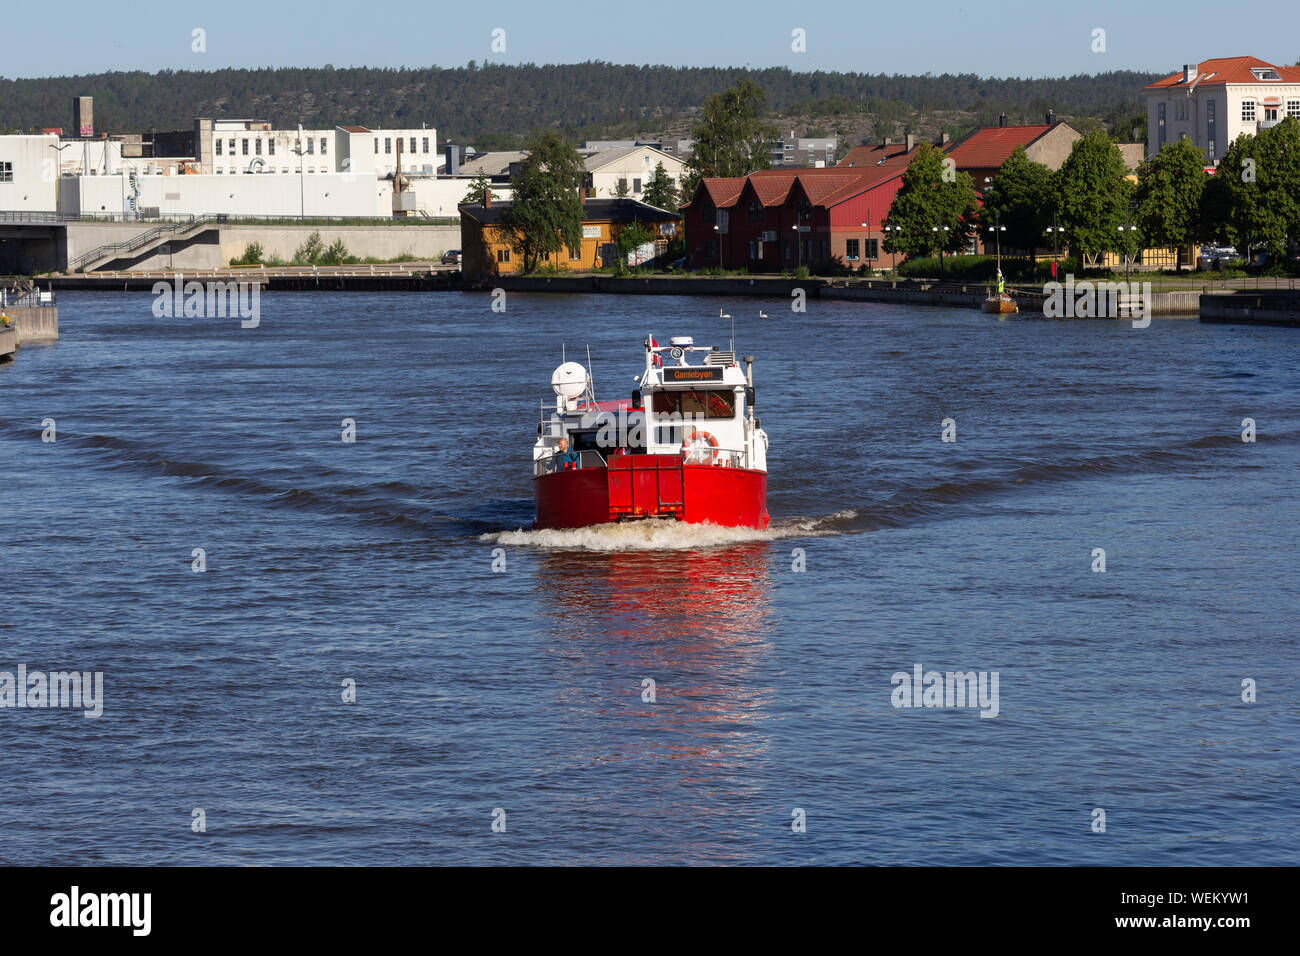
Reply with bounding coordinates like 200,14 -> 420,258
461,174 -> 494,205
293,231 -> 325,265
1134,138 -> 1206,267
979,147 -> 1052,257
682,78 -> 776,198
612,178 -> 631,198
321,238 -> 349,265
642,162 -> 678,210
882,143 -> 979,261
1052,131 -> 1134,263
616,222 -> 656,267
1202,118 -> 1300,258
502,130 -> 585,273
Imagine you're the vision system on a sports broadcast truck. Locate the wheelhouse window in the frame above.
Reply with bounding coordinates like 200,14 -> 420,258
652,389 -> 736,419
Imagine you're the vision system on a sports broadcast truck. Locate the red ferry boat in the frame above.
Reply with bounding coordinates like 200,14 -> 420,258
533,335 -> 770,530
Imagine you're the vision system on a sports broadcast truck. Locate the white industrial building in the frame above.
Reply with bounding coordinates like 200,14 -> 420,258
198,119 -> 438,177
0,135 -> 59,212
0,117 -> 457,220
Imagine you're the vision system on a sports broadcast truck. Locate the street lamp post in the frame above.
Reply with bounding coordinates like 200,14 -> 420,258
1045,213 -> 1064,278
713,223 -> 724,270
932,225 -> 950,271
792,222 -> 801,270
49,143 -> 72,216
1117,224 -> 1139,284
883,224 -> 897,273
292,126 -> 307,221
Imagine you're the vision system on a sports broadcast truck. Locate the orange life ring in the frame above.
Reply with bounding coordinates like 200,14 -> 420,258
681,429 -> 721,464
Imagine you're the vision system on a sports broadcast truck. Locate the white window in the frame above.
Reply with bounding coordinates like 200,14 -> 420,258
320,138 -> 327,155
409,137 -> 416,154
215,140 -> 223,156
1242,100 -> 1256,121
422,137 -> 429,153
1288,99 -> 1300,119
1175,100 -> 1187,120
268,139 -> 275,156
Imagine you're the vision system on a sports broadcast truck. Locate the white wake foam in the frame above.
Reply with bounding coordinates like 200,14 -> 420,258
481,520 -> 774,552
480,511 -> 853,552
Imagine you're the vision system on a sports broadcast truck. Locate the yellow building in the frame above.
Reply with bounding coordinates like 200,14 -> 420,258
458,197 -> 680,279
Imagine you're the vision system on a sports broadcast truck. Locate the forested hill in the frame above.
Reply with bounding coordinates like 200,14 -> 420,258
0,62 -> 1160,145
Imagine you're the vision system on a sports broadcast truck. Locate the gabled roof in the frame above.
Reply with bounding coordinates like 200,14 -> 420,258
1144,56 -> 1300,89
582,145 -> 681,171
459,197 -> 680,226
743,165 -> 907,210
458,151 -> 530,176
691,177 -> 748,208
944,125 -> 1053,169
838,143 -> 916,168
746,169 -> 802,205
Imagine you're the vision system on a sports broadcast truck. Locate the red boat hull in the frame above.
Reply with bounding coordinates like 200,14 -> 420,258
534,454 -> 769,530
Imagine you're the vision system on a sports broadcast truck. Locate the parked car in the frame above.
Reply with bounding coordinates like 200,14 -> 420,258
441,250 -> 462,265
1199,245 -> 1237,262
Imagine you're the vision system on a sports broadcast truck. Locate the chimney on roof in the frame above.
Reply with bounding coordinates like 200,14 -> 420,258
939,132 -> 950,145
882,136 -> 891,147
1184,63 -> 1197,83
998,112 -> 1007,128
1047,109 -> 1056,126
444,144 -> 460,176
905,133 -> 916,152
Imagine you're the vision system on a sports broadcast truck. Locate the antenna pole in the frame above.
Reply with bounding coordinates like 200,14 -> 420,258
586,344 -> 595,404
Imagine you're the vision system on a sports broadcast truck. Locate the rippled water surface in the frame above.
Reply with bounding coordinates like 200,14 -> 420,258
2,290 -> 1297,865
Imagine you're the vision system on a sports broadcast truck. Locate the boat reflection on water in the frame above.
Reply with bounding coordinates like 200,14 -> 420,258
536,540 -> 778,857
539,539 -> 775,646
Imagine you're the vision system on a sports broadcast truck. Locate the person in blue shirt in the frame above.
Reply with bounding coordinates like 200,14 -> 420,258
554,437 -> 580,470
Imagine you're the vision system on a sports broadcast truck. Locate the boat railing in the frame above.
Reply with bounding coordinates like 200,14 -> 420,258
533,445 -> 752,476
533,448 -> 609,477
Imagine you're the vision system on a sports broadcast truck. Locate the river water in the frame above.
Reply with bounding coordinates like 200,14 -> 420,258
1,290 -> 1296,865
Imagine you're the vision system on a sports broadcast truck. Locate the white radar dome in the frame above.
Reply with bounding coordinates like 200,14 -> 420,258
551,362 -> 589,400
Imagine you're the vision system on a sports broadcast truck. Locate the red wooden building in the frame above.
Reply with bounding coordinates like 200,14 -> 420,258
681,145 -> 918,272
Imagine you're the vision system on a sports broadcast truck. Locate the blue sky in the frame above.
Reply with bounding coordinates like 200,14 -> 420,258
2,0 -> 1295,79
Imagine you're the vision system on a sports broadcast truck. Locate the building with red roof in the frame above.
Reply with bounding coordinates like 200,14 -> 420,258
942,114 -> 1080,190
1143,57 -> 1300,161
681,149 -> 924,271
